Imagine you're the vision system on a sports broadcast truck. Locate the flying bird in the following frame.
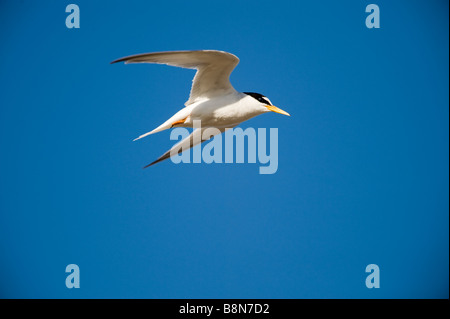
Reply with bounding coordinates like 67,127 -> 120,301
111,50 -> 290,168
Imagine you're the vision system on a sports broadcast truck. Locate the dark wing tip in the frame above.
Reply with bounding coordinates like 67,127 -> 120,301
143,161 -> 158,169
143,151 -> 172,169
111,52 -> 150,65
110,57 -> 127,64
143,159 -> 159,169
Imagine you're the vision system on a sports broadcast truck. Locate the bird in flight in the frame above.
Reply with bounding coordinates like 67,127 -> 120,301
111,50 -> 290,168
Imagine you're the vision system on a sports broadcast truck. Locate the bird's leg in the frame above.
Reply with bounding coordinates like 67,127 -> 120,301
170,117 -> 188,127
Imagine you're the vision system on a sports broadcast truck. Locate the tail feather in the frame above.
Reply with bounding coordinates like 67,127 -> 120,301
133,123 -> 172,141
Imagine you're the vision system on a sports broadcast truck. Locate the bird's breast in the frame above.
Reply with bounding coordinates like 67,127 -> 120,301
189,94 -> 258,127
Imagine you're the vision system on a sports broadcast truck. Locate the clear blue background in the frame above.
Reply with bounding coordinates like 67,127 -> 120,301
0,0 -> 448,298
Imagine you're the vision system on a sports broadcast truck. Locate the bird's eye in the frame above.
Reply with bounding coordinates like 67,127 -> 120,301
243,92 -> 272,106
259,97 -> 271,105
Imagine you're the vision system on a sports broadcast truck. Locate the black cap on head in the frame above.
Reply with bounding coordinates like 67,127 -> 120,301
244,92 -> 272,106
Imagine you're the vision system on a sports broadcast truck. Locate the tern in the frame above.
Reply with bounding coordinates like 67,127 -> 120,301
111,50 -> 290,168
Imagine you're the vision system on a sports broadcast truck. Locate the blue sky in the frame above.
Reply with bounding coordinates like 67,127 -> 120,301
0,0 -> 448,298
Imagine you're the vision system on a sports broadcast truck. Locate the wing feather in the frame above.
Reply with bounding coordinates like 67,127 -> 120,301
111,50 -> 240,105
143,126 -> 234,168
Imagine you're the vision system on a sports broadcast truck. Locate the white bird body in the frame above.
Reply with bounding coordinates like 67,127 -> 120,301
135,92 -> 263,140
111,50 -> 290,167
183,92 -> 264,127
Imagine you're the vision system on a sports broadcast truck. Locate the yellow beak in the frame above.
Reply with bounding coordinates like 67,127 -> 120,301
266,105 -> 291,116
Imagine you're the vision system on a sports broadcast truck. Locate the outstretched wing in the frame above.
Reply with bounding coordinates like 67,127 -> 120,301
111,50 -> 240,105
144,126 -> 234,168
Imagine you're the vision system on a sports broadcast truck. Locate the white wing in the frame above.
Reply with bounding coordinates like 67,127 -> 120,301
143,127 -> 233,168
111,50 -> 240,105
